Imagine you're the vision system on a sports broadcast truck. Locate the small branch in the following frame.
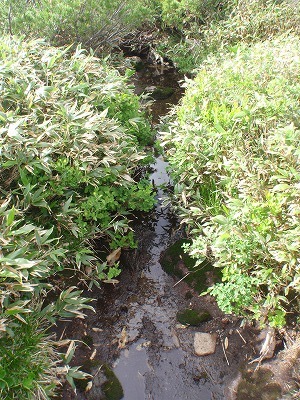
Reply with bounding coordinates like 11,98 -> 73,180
236,329 -> 247,344
221,337 -> 230,366
173,272 -> 190,287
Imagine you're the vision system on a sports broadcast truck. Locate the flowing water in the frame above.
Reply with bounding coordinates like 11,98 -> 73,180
112,155 -> 212,400
61,60 -> 256,400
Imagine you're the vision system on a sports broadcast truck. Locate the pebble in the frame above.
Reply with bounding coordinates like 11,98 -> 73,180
194,332 -> 217,356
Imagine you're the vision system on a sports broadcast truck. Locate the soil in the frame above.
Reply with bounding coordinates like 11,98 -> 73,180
56,57 -> 300,400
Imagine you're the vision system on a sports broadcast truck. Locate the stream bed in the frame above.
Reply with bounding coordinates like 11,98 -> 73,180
60,60 -> 260,400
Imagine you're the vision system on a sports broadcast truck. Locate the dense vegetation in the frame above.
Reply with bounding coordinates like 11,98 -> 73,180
0,0 -> 300,397
0,36 -> 155,398
157,0 -> 300,72
0,0 -> 159,48
162,1 -> 300,327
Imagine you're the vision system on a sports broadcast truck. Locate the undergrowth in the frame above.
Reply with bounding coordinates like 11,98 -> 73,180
156,0 -> 300,72
163,36 -> 300,327
0,36 -> 155,398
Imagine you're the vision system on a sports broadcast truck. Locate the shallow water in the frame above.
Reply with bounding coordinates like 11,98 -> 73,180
111,154 -> 213,400
108,61 -> 211,400
61,60 -> 256,400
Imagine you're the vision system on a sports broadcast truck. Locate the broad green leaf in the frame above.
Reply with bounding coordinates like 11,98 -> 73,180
6,207 -> 15,226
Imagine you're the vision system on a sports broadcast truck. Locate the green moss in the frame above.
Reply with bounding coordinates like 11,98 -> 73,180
236,381 -> 281,400
102,365 -> 124,400
177,308 -> 211,326
243,368 -> 273,384
160,239 -> 220,292
150,86 -> 175,100
236,368 -> 282,400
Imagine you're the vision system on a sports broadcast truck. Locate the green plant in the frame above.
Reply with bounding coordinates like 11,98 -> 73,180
0,314 -> 58,400
156,0 -> 300,73
0,36 -> 156,397
0,0 -> 159,48
163,36 -> 300,326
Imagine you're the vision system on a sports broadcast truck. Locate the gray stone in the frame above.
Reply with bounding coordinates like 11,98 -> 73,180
194,332 -> 217,356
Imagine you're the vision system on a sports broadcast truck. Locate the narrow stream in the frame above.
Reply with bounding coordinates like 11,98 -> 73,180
109,63 -> 214,399
112,154 -> 212,400
61,59 -> 256,400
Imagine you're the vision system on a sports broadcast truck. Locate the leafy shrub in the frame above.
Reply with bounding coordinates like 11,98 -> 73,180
0,36 -> 155,258
157,0 -> 300,72
0,0 -> 159,48
163,36 -> 300,326
0,36 -> 155,397
203,0 -> 300,53
158,0 -> 226,30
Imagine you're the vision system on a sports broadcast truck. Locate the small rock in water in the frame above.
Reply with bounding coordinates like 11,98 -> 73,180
194,332 -> 217,356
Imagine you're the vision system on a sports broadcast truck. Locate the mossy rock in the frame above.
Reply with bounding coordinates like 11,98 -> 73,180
236,368 -> 282,400
177,308 -> 212,326
160,239 -> 220,293
236,381 -> 282,400
102,364 -> 124,400
147,86 -> 175,100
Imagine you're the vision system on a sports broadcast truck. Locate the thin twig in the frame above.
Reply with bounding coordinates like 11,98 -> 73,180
236,329 -> 247,344
221,338 -> 230,366
173,272 -> 191,287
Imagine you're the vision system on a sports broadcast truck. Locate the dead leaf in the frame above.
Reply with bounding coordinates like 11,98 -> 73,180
92,327 -> 103,332
85,381 -> 93,392
90,349 -> 97,360
224,337 -> 229,350
182,190 -> 187,206
118,326 -> 127,349
106,247 -> 121,266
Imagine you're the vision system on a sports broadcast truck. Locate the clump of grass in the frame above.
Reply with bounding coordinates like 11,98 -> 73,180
0,314 -> 58,399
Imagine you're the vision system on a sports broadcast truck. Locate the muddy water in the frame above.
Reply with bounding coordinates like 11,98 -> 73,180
112,156 -> 212,400
61,61 -> 256,400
